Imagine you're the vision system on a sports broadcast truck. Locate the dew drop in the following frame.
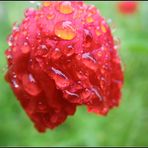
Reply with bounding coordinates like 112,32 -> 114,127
95,27 -> 101,36
51,48 -> 62,60
12,79 -> 19,88
100,77 -> 106,90
7,54 -> 13,61
58,1 -> 73,14
40,44 -> 48,50
83,29 -> 93,48
63,45 -> 74,56
91,87 -> 103,101
82,53 -> 96,63
8,40 -> 12,46
65,90 -> 79,98
76,71 -> 84,79
54,21 -> 76,40
81,88 -> 91,100
101,24 -> 107,33
22,74 -> 41,96
51,67 -> 70,88
82,53 -> 98,71
86,16 -> 94,23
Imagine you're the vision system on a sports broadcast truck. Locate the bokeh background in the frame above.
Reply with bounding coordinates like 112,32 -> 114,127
0,1 -> 148,146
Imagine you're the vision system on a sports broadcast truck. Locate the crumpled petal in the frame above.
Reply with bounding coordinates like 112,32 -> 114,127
5,1 -> 124,132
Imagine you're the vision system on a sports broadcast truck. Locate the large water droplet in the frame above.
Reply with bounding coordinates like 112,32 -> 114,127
54,21 -> 76,40
51,67 -> 70,88
12,79 -> 19,88
86,16 -> 94,23
82,53 -> 98,71
22,74 -> 41,96
101,23 -> 107,33
58,1 -> 73,14
95,27 -> 101,36
65,90 -> 79,98
82,53 -> 96,63
37,44 -> 48,56
83,29 -> 93,48
91,87 -> 103,101
81,88 -> 91,100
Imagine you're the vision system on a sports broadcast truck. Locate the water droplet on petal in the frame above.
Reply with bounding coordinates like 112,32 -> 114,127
91,87 -> 103,101
12,79 -> 19,88
54,21 -> 76,40
51,67 -> 70,89
65,90 -> 79,98
95,27 -> 101,36
101,24 -> 107,33
81,88 -> 91,100
83,29 -> 93,48
82,53 -> 98,71
22,74 -> 41,96
82,53 -> 96,63
100,77 -> 106,90
63,45 -> 74,56
58,1 -> 73,14
86,16 -> 94,23
51,48 -> 62,60
8,41 -> 12,46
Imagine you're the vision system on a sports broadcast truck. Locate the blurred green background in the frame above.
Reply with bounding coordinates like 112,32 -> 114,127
0,1 -> 148,146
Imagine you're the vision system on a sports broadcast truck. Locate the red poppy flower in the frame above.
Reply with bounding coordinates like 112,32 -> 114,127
117,1 -> 138,15
5,1 -> 124,132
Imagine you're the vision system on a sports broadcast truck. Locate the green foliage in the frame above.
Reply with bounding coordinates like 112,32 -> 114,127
0,1 -> 148,146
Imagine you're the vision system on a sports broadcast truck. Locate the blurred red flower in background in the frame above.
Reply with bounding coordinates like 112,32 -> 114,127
117,1 -> 138,15
5,1 -> 124,132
